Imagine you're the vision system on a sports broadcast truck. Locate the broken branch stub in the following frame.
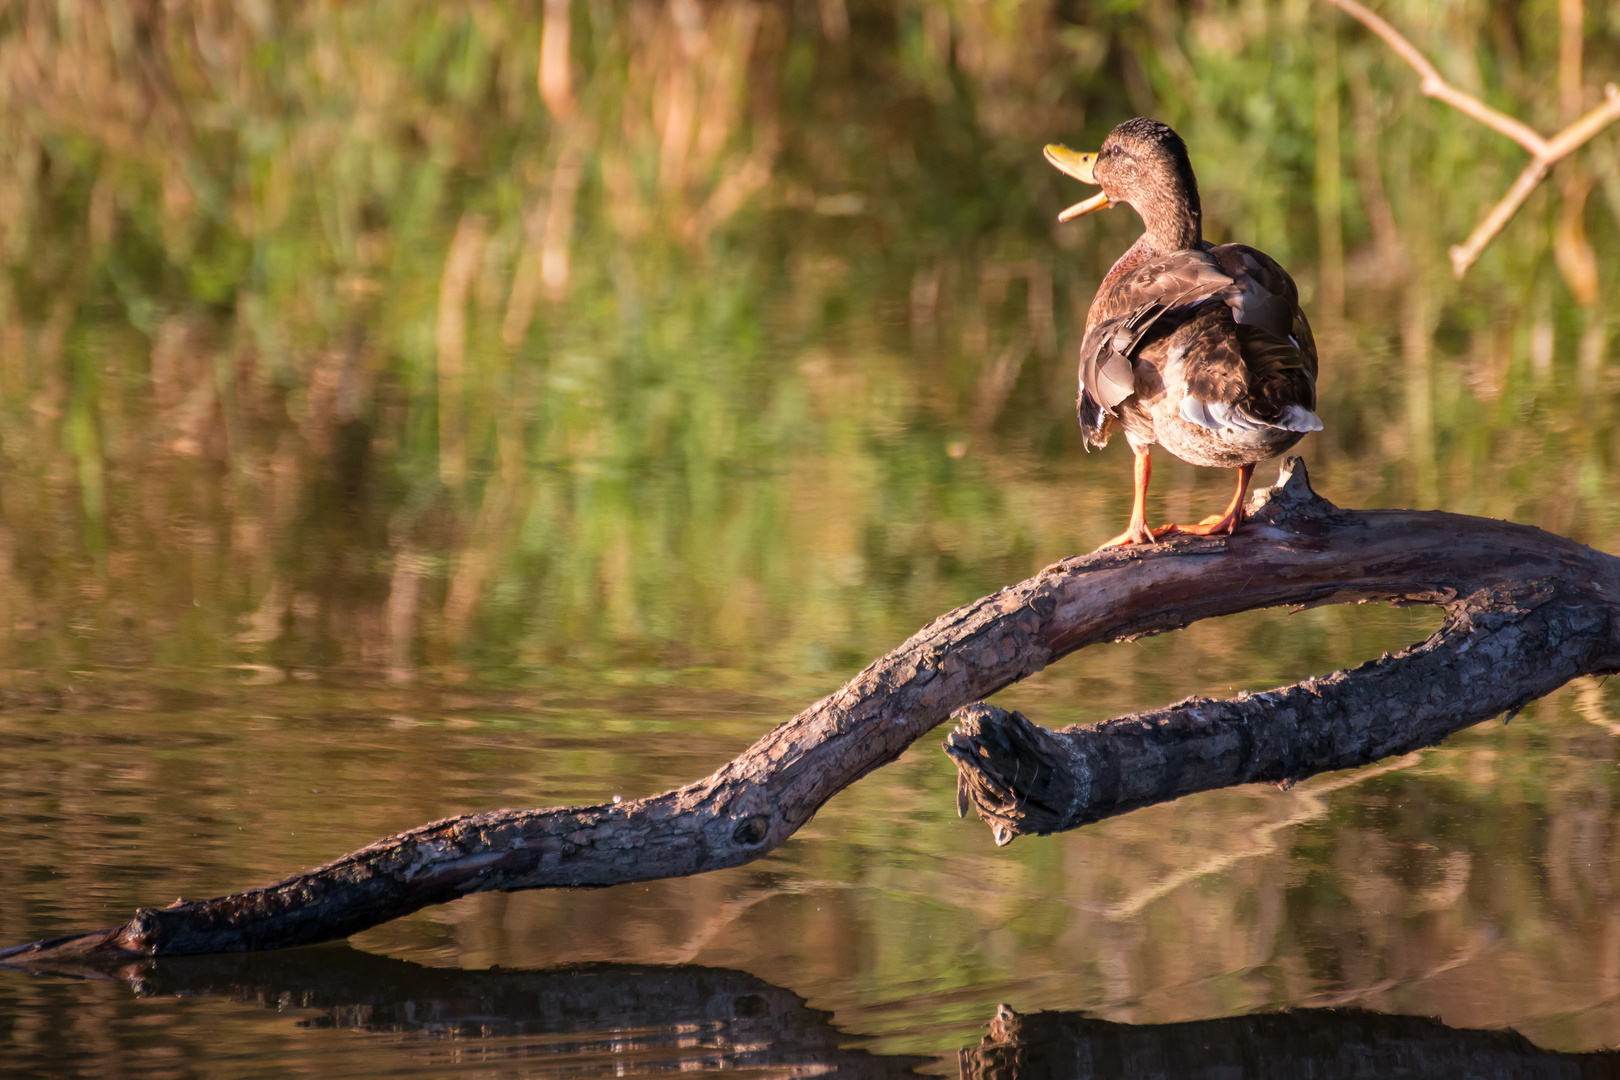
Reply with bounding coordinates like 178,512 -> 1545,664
6,459 -> 1619,964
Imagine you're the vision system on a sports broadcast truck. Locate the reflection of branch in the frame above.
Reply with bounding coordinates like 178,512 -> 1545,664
1098,752 -> 1422,921
1298,931 -> 1487,1008
964,1005 -> 1620,1078
1324,0 -> 1620,277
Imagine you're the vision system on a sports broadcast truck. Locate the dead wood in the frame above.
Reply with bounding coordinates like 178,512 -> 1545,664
946,463 -> 1620,842
945,459 -> 1620,842
5,458 -> 1619,963
947,575 -> 1610,842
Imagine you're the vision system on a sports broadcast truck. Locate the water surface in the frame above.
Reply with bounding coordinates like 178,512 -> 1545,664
4,0 -> 1620,1075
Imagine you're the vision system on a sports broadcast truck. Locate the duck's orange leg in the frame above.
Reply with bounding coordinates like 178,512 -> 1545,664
1167,463 -> 1255,537
1096,449 -> 1177,549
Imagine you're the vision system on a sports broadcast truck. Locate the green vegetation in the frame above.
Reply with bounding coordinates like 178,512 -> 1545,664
6,5 -> 1620,1060
0,0 -> 1616,689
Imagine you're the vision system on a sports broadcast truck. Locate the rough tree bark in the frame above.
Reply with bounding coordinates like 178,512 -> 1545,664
946,576 -> 1616,843
942,461 -> 1620,842
5,459 -> 1619,964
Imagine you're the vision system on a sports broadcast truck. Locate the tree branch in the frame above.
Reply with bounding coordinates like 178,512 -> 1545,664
5,459 -> 1619,964
1448,84 -> 1620,277
946,575 -> 1614,843
1322,0 -> 1548,155
1323,0 -> 1620,277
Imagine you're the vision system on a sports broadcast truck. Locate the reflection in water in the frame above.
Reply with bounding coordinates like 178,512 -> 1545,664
961,1003 -> 1620,1079
131,951 -> 926,1078
9,949 -> 1620,1080
9,691 -> 1620,1062
3,950 -> 922,1078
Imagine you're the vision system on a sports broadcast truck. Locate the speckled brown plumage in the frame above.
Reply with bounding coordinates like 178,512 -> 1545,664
1047,118 -> 1321,547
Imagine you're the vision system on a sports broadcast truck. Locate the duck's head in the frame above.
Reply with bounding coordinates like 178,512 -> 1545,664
1044,118 -> 1202,252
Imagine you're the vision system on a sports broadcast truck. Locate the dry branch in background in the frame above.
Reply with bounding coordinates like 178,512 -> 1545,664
6,460 -> 1620,964
1323,0 -> 1620,277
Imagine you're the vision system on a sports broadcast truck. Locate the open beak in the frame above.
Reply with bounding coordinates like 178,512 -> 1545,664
1043,144 -> 1112,222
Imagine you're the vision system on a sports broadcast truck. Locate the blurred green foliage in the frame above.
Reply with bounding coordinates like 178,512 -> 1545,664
0,0 -> 1617,687
7,7 -> 1620,1065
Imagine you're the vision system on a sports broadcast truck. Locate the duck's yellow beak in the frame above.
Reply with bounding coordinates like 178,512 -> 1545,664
1043,144 -> 1112,222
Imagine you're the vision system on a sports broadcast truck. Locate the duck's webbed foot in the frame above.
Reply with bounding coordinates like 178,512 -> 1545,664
1163,507 -> 1244,536
1096,521 -> 1177,549
1161,463 -> 1255,539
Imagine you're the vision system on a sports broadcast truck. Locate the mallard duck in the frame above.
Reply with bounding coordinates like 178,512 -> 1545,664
1045,118 -> 1321,548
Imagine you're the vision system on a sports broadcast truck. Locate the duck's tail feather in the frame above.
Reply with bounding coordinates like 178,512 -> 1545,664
1180,396 -> 1322,434
1275,403 -> 1324,432
1078,386 -> 1111,451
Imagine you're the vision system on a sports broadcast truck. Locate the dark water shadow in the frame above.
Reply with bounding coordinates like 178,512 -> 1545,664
11,947 -> 1620,1078
961,1002 -> 1620,1079
17,944 -> 926,1077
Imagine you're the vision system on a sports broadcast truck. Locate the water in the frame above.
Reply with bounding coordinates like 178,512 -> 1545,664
11,677 -> 1620,1074
5,0 -> 1620,1075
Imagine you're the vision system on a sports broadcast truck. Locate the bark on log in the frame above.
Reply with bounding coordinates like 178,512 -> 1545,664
945,577 -> 1613,844
943,460 -> 1620,843
5,458 -> 1618,963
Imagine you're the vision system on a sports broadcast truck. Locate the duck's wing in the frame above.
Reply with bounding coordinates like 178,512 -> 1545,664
1077,245 -> 1319,446
1201,243 -> 1319,428
1077,249 -> 1232,447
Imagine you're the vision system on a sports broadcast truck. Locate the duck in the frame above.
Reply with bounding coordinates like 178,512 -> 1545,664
1044,118 -> 1321,548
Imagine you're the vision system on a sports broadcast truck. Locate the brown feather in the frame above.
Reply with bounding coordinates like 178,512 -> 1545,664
1077,241 -> 1318,456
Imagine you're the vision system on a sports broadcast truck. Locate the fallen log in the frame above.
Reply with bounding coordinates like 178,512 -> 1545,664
4,458 -> 1617,963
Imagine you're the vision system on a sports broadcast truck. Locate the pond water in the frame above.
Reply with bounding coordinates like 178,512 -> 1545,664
5,1 -> 1620,1076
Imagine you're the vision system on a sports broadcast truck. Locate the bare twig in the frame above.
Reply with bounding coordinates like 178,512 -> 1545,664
1323,0 -> 1620,277
1323,0 -> 1546,154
